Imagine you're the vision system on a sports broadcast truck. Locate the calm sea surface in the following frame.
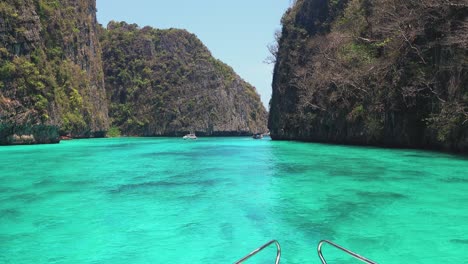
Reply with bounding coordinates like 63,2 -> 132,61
0,137 -> 467,263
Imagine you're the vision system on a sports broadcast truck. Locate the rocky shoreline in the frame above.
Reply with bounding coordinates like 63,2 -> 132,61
0,124 -> 60,145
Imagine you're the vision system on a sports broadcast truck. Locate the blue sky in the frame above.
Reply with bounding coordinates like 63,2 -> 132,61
96,0 -> 291,109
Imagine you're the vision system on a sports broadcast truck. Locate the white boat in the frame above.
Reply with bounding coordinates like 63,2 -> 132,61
252,133 -> 263,139
183,133 -> 197,140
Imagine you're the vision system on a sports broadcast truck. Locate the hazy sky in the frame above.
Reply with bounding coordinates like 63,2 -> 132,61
96,0 -> 291,109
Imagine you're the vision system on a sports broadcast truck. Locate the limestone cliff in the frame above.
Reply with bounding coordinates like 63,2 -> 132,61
0,0 -> 109,141
269,0 -> 468,152
0,1 -> 268,144
101,22 -> 267,136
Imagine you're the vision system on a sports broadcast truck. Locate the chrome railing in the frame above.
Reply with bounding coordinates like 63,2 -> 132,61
318,240 -> 377,264
234,240 -> 281,264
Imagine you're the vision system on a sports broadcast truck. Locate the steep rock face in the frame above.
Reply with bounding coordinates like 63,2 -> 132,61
269,0 -> 468,152
0,0 -> 109,140
101,22 -> 267,136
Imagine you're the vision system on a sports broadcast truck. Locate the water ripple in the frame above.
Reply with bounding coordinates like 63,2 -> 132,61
109,179 -> 221,194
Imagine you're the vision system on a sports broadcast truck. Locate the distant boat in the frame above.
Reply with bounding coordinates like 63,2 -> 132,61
183,133 -> 197,140
252,133 -> 263,139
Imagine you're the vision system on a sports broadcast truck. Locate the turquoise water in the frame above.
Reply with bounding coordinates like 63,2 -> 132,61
0,137 -> 467,263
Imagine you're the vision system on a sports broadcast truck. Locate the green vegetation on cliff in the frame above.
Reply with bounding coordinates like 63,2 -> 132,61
0,0 -> 109,139
269,0 -> 468,152
101,21 -> 267,136
1,1 -> 267,144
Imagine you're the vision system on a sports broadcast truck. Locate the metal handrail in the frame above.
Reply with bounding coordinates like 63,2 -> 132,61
234,240 -> 281,264
318,240 -> 378,264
